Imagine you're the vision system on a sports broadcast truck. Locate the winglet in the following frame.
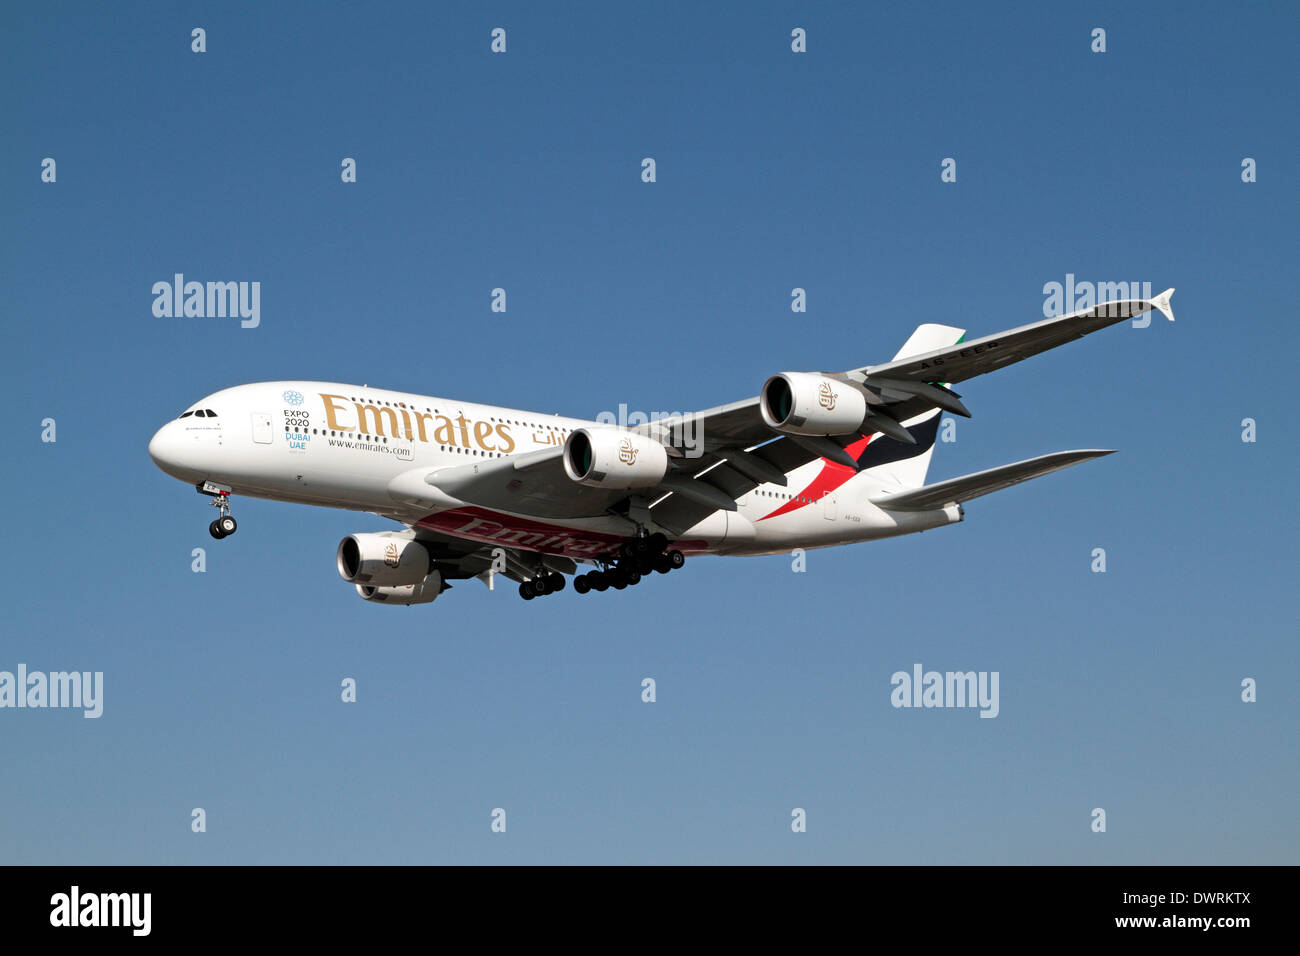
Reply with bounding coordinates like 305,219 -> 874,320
1149,287 -> 1175,322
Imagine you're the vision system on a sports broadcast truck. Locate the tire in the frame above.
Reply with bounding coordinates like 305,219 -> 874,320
625,570 -> 641,586
636,557 -> 654,575
592,573 -> 608,592
551,574 -> 566,593
574,576 -> 591,594
218,516 -> 237,536
528,578 -> 548,597
654,555 -> 672,574
667,549 -> 685,570
631,537 -> 650,556
519,583 -> 534,601
208,520 -> 225,539
648,532 -> 668,553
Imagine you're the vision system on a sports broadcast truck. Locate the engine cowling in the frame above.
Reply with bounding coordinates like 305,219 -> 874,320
356,571 -> 443,606
760,372 -> 867,436
563,428 -> 669,488
336,533 -> 431,587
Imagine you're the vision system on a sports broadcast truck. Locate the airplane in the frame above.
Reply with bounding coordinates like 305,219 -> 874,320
148,288 -> 1174,605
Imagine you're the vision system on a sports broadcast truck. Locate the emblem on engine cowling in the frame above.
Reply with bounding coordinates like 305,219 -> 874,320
384,541 -> 401,567
618,437 -> 640,465
818,381 -> 837,411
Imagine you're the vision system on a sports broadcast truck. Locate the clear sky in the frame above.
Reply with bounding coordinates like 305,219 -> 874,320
2,1 -> 1296,864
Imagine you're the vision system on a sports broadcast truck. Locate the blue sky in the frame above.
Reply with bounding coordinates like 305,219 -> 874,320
2,1 -> 1296,864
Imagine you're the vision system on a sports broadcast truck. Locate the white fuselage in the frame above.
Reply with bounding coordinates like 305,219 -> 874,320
148,382 -> 960,561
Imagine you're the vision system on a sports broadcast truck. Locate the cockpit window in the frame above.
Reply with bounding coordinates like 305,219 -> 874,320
205,409 -> 217,417
179,411 -> 194,418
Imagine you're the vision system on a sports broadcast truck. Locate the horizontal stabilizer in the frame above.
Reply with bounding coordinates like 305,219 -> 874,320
871,449 -> 1115,512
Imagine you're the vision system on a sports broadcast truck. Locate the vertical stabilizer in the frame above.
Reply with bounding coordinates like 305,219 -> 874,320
856,323 -> 965,488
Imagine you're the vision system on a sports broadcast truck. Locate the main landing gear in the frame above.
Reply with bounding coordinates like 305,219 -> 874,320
515,533 -> 685,600
572,532 -> 684,596
518,571 -> 566,601
207,491 -> 238,539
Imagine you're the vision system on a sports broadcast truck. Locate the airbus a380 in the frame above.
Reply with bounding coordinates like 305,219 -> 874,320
148,289 -> 1174,606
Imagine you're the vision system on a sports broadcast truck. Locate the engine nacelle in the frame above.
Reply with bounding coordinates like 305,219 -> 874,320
563,428 -> 670,489
760,372 -> 867,436
337,533 -> 431,587
356,571 -> 443,606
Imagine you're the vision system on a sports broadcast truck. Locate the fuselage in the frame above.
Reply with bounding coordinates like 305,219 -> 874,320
147,382 -> 960,561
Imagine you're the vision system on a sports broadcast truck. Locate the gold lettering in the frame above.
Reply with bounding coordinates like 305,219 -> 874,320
474,420 -> 495,451
355,403 -> 399,438
414,412 -> 434,443
399,408 -> 413,440
455,413 -> 471,447
495,423 -> 515,453
320,394 -> 355,431
433,416 -> 456,445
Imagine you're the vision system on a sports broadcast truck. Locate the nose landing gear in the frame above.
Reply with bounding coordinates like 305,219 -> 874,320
206,489 -> 238,539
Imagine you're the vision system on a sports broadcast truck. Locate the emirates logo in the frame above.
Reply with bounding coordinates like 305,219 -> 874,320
818,381 -> 837,410
618,438 -> 640,465
383,542 -> 401,568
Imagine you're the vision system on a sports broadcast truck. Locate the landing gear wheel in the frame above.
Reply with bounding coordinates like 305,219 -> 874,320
667,549 -> 685,570
207,491 -> 236,539
527,577 -> 548,598
625,570 -> 642,586
574,575 -> 591,595
653,554 -> 672,574
549,574 -> 566,593
648,532 -> 669,553
519,583 -> 534,600
631,536 -> 651,556
592,572 -> 609,592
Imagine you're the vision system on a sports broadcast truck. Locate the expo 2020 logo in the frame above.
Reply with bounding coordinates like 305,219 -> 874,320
282,390 -> 304,406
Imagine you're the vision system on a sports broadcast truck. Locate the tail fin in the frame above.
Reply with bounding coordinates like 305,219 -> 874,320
857,323 -> 965,488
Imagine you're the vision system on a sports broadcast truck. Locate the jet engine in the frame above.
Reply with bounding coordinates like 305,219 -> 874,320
760,372 -> 867,436
355,571 -> 444,606
336,533 -> 431,587
563,428 -> 670,489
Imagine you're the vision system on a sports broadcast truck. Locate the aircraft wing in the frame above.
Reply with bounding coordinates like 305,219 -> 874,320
384,289 -> 1170,538
386,448 -> 630,520
851,288 -> 1174,387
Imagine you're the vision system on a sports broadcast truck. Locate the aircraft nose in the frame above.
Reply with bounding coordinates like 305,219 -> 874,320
148,420 -> 191,477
